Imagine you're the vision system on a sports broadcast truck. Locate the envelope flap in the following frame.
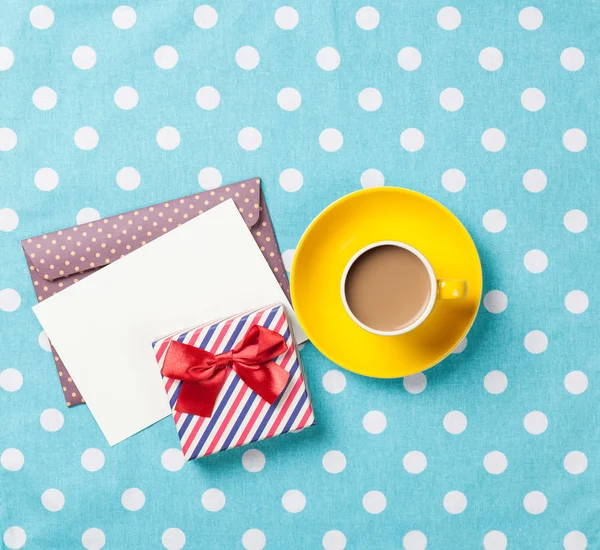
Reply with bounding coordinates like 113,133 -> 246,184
220,177 -> 262,228
22,178 -> 263,282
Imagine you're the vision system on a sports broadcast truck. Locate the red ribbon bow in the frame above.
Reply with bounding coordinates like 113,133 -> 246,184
161,324 -> 290,418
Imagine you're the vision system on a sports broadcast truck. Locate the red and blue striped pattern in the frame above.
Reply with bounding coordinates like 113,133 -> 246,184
152,304 -> 315,460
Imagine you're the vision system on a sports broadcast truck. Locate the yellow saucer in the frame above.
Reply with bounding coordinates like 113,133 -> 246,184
291,188 -> 482,378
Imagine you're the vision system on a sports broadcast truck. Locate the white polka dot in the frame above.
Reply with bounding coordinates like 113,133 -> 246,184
38,331 -> 51,352
521,88 -> 545,111
362,490 -> 386,514
82,528 -> 105,550
76,207 -> 101,225
439,87 -> 463,112
481,128 -> 505,152
319,128 -> 343,152
441,168 -> 466,193
154,46 -> 178,70
282,489 -> 306,513
35,167 -> 59,191
322,370 -> 346,394
3,526 -> 26,549
30,5 -> 54,29
400,128 -> 424,152
196,86 -> 220,110
482,209 -> 507,233
519,7 -> 543,30
563,129 -> 587,152
0,47 -> 15,71
242,449 -> 266,472
397,47 -> 421,71
41,488 -> 65,512
564,371 -> 588,395
561,47 -> 585,71
564,210 -> 587,233
72,46 -> 96,70
443,491 -> 467,514
358,88 -> 382,111
524,411 -> 548,435
1,448 -> 24,471
116,167 -> 141,191
363,410 -> 386,434
282,249 -> 295,271
437,6 -> 461,30
238,127 -> 262,151
161,448 -> 185,472
40,408 -> 64,432
32,86 -> 57,110
403,372 -> 427,394
483,531 -> 507,550
156,126 -> 180,150
524,250 -> 548,274
0,128 -> 17,151
275,6 -> 299,30
316,47 -> 340,71
322,450 -> 346,474
523,491 -> 547,515
162,528 -> 186,550
0,368 -> 23,391
112,6 -> 136,29
564,451 -> 588,475
479,47 -> 503,71
194,5 -> 218,29
235,46 -> 260,70
444,411 -> 467,434
483,290 -> 508,313
277,88 -> 301,111
323,530 -> 346,550
202,488 -> 225,512
484,370 -> 508,394
522,169 -> 546,193
81,448 -> 105,472
114,86 -> 138,110
74,127 -> 99,150
524,330 -> 548,354
121,488 -> 145,511
360,169 -> 384,188
451,337 -> 467,354
0,289 -> 20,313
242,529 -> 266,550
403,451 -> 427,474
403,531 -> 427,550
0,208 -> 19,232
564,531 -> 587,550
356,6 -> 380,30
483,451 -> 507,474
197,167 -> 222,190
565,290 -> 588,314
279,168 -> 303,192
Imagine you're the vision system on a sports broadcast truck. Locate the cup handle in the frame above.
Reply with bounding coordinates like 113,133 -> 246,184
437,279 -> 468,300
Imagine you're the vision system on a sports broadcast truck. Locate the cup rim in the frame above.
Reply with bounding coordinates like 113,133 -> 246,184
340,240 -> 437,336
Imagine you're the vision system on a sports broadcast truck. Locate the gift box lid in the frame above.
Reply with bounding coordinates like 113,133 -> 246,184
153,304 -> 315,460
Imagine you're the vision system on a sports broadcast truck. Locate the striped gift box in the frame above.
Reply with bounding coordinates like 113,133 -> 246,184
152,304 -> 315,460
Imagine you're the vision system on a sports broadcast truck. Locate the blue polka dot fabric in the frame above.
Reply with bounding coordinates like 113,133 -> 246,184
0,2 -> 598,549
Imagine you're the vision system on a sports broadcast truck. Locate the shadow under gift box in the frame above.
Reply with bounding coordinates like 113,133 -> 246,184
152,304 -> 315,460
21,178 -> 289,406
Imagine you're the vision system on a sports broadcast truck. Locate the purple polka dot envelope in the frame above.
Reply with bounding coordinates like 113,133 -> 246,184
21,178 -> 289,407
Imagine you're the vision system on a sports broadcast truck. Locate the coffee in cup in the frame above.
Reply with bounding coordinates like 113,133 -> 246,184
341,241 -> 467,336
